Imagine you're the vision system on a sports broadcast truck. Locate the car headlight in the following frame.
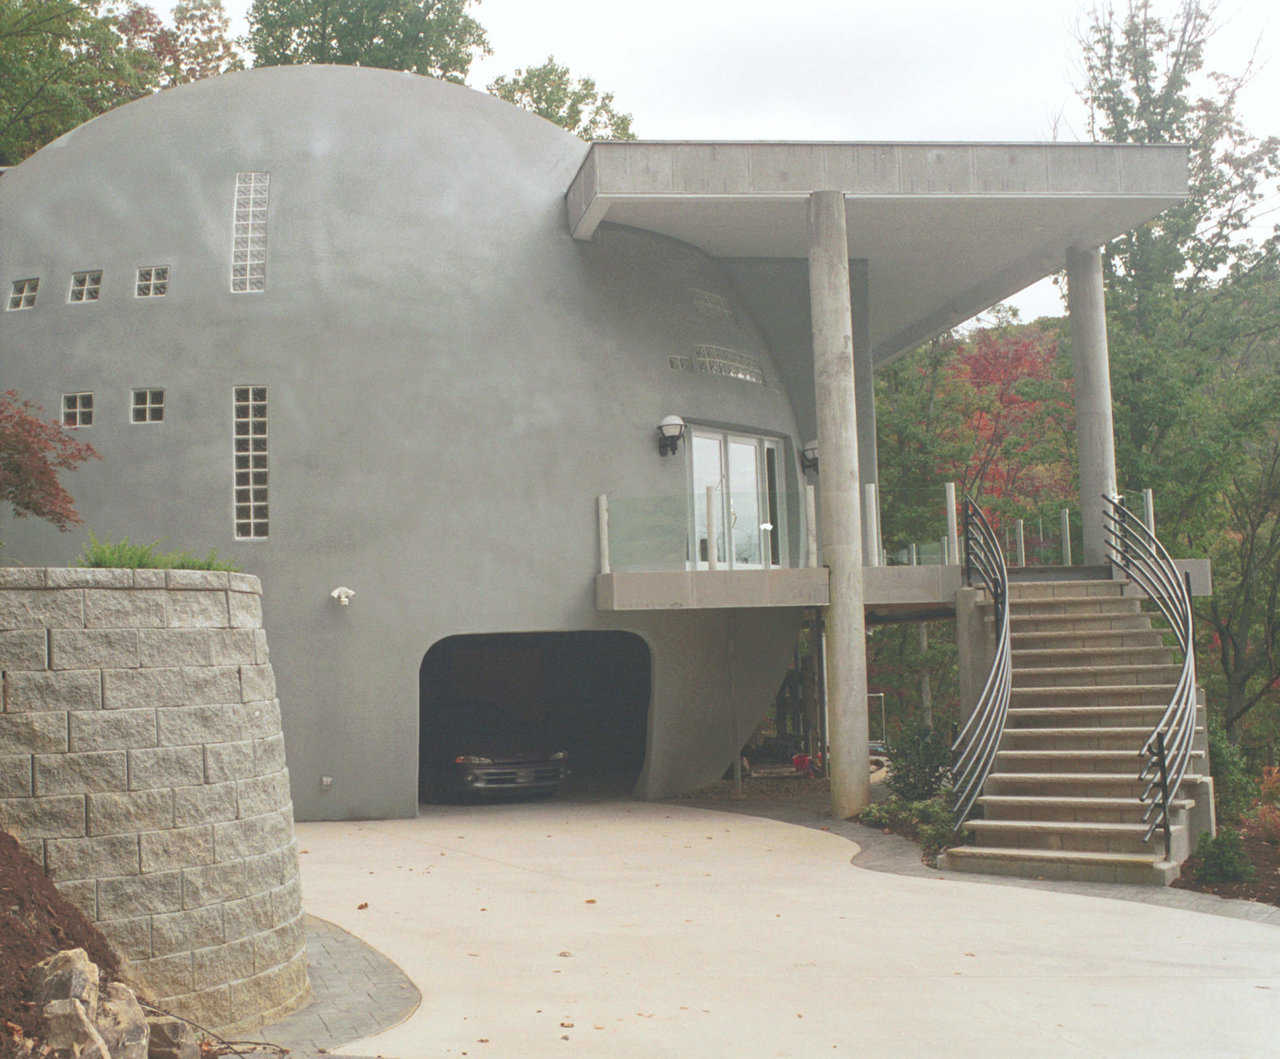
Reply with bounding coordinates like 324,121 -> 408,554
455,755 -> 494,765
550,751 -> 568,761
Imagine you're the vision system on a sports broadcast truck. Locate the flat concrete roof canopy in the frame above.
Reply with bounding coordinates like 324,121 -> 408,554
567,141 -> 1188,362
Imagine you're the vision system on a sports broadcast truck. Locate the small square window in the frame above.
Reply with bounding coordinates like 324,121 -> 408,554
7,278 -> 38,310
136,266 -> 169,298
69,271 -> 102,303
131,388 -> 164,423
62,392 -> 93,428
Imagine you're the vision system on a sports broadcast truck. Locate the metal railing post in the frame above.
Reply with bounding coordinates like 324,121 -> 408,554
1060,508 -> 1072,566
945,482 -> 959,566
706,485 -> 718,571
805,483 -> 818,569
597,494 -> 610,575
1015,519 -> 1026,567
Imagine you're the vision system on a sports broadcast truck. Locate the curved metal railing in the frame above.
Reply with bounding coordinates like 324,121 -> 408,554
1101,495 -> 1197,856
951,497 -> 1012,828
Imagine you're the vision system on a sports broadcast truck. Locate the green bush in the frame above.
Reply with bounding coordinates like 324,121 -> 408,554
857,793 -> 956,861
885,724 -> 952,802
76,533 -> 238,571
1192,827 -> 1256,884
1208,723 -> 1254,826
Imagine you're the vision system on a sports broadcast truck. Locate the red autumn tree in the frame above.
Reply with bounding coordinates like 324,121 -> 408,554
0,390 -> 100,531
940,323 -> 1075,514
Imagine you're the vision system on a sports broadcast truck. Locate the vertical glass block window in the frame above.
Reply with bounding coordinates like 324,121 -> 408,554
69,271 -> 102,303
62,392 -> 93,427
131,388 -> 164,423
234,386 -> 268,538
7,278 -> 38,310
136,266 -> 169,297
231,172 -> 269,293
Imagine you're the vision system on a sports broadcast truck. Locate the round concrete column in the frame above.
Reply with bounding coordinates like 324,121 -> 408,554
808,190 -> 870,818
1066,245 -> 1119,566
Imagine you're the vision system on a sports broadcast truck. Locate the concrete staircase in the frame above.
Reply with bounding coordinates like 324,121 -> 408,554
941,578 -> 1210,885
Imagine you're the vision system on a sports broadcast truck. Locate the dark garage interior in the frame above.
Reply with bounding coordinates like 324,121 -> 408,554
418,630 -> 652,798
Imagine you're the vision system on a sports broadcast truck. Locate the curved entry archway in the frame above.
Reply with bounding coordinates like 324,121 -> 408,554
419,631 -> 651,799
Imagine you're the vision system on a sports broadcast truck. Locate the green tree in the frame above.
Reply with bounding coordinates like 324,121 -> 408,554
168,0 -> 243,84
246,0 -> 488,80
1078,0 -> 1280,743
0,0 -> 155,165
487,55 -> 635,140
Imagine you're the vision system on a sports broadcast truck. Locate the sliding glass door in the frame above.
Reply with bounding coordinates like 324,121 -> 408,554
690,429 -> 786,569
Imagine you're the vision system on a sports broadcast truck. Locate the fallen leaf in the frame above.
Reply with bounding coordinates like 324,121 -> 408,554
584,899 -> 597,904
560,1022 -> 574,1028
356,902 -> 368,910
558,951 -> 572,957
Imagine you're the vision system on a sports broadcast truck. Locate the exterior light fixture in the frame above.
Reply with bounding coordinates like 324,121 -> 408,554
330,586 -> 356,606
800,440 -> 819,474
657,414 -> 686,457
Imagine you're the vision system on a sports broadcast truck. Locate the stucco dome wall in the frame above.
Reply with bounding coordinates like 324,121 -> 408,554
0,67 -> 806,818
0,569 -> 307,1034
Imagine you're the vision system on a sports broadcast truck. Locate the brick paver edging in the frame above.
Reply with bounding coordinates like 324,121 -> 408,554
256,914 -> 420,1053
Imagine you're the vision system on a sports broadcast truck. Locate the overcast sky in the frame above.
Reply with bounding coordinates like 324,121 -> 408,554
204,0 -> 1280,320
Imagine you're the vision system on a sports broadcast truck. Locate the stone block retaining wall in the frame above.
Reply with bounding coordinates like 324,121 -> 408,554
0,568 -> 309,1034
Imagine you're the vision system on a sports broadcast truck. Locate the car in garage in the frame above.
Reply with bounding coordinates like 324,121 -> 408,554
420,700 -> 569,802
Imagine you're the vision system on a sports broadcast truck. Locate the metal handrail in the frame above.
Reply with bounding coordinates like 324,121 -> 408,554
1101,494 -> 1197,853
951,498 -> 1012,828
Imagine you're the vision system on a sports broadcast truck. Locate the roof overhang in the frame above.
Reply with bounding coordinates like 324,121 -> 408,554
566,141 -> 1187,362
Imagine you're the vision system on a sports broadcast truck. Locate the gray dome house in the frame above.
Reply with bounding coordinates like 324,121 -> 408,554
2,66 -> 1193,858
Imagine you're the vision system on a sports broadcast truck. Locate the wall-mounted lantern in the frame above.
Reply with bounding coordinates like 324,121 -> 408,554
330,586 -> 356,606
657,414 -> 686,457
800,440 -> 819,474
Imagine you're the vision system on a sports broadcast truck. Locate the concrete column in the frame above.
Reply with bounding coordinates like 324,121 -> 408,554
808,190 -> 870,818
1066,245 -> 1119,566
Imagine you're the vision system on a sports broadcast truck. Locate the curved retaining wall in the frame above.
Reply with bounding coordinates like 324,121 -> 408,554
0,568 -> 308,1033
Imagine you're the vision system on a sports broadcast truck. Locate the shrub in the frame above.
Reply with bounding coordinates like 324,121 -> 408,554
856,793 -> 956,862
1259,766 -> 1280,807
1254,804 -> 1280,845
885,724 -> 951,802
76,533 -> 238,571
1208,724 -> 1255,826
1192,827 -> 1256,884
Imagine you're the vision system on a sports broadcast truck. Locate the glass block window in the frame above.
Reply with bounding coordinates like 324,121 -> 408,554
234,385 -> 268,539
62,392 -> 93,427
69,271 -> 102,303
7,278 -> 38,310
136,266 -> 169,297
690,287 -> 733,320
131,388 -> 164,423
231,172 -> 269,293
693,344 -> 765,385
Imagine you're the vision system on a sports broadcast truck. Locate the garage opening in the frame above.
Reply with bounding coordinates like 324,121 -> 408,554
418,631 -> 651,801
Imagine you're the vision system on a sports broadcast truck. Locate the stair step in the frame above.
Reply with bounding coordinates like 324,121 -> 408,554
1012,663 -> 1184,688
940,846 -> 1178,885
984,772 -> 1205,798
1009,614 -> 1155,634
977,794 -> 1194,823
996,749 -> 1145,773
1010,684 -> 1176,708
1007,580 -> 1124,600
1006,704 -> 1204,729
962,818 -> 1175,854
1012,629 -> 1166,650
1012,645 -> 1174,668
1009,597 -> 1143,617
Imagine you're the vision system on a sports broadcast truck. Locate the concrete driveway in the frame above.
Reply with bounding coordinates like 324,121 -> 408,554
295,799 -> 1280,1058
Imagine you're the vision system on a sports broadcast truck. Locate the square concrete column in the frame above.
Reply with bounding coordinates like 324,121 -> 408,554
809,190 -> 870,818
1066,245 -> 1119,565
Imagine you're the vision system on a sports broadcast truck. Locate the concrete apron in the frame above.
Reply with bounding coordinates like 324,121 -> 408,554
295,802 -> 1280,1058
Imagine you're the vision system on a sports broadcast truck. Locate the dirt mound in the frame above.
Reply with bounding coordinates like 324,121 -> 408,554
0,830 -> 120,1052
